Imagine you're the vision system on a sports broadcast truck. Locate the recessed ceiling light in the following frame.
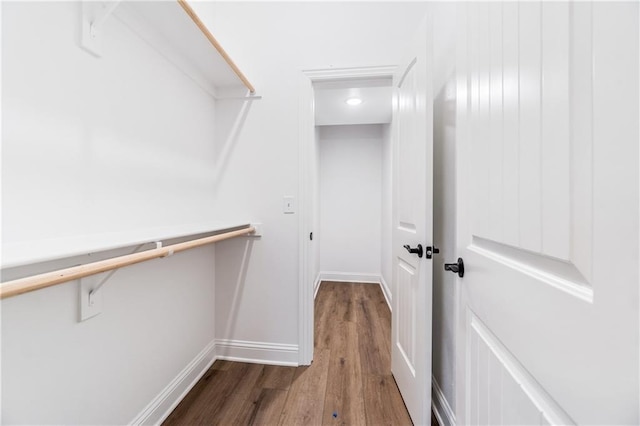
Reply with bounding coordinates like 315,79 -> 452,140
346,97 -> 363,106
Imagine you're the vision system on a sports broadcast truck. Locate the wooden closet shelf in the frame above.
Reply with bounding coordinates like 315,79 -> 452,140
1,225 -> 256,300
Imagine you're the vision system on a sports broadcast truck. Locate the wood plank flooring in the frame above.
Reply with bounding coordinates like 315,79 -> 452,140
163,282 -> 415,425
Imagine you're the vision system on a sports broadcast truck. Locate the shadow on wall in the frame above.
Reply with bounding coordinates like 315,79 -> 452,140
433,68 -> 457,276
211,94 -> 256,345
217,237 -> 254,344
432,68 -> 457,412
212,94 -> 255,193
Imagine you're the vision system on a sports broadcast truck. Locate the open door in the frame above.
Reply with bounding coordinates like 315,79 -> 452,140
391,14 -> 434,425
455,3 -> 639,424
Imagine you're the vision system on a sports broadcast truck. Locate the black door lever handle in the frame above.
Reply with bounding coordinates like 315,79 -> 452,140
444,258 -> 465,277
403,244 -> 423,258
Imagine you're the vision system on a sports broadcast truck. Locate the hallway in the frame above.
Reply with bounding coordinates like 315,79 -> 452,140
163,282 -> 413,425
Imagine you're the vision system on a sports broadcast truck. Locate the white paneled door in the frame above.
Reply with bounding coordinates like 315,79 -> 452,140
455,2 -> 638,424
391,15 -> 433,426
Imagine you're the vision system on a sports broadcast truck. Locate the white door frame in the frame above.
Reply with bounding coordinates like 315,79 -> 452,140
297,65 -> 397,365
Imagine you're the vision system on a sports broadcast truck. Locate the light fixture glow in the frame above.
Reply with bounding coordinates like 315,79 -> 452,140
346,97 -> 363,106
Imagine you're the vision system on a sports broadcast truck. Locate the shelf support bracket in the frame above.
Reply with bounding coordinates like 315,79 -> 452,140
78,243 -> 145,322
81,0 -> 124,57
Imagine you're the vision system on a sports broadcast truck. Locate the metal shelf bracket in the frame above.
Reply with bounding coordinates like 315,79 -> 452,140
81,0 -> 123,57
78,242 -> 146,322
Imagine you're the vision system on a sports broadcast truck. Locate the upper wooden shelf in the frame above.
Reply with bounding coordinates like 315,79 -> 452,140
2,221 -> 252,269
96,0 -> 255,95
0,225 -> 256,300
175,0 -> 255,93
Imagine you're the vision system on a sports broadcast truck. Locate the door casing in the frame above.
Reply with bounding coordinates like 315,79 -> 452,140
298,65 -> 398,365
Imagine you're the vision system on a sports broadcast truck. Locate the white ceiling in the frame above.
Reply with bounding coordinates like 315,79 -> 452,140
314,78 -> 393,126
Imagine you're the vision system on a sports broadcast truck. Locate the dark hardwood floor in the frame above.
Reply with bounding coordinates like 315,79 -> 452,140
163,281 -> 417,425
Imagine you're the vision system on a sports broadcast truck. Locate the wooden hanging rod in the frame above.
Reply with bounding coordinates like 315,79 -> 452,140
0,226 -> 255,300
177,0 -> 256,94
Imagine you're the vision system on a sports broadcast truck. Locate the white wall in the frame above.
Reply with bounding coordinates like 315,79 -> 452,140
2,5 -> 219,244
318,124 -> 383,278
312,126 -> 321,286
196,2 -> 430,349
2,243 -> 217,425
431,3 -> 459,423
380,124 -> 393,292
1,2 -> 229,423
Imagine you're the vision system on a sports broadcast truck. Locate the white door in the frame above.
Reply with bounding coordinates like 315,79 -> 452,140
455,2 -> 639,424
391,15 -> 433,426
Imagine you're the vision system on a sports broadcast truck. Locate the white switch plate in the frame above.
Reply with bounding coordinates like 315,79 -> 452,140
79,275 -> 103,322
283,196 -> 296,214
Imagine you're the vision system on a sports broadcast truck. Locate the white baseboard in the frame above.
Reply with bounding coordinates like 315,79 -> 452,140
318,271 -> 381,284
130,339 -> 217,425
131,273 -> 396,425
215,339 -> 298,367
379,275 -> 392,312
313,273 -> 322,299
131,338 -> 298,425
318,272 -> 392,311
432,375 -> 456,426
